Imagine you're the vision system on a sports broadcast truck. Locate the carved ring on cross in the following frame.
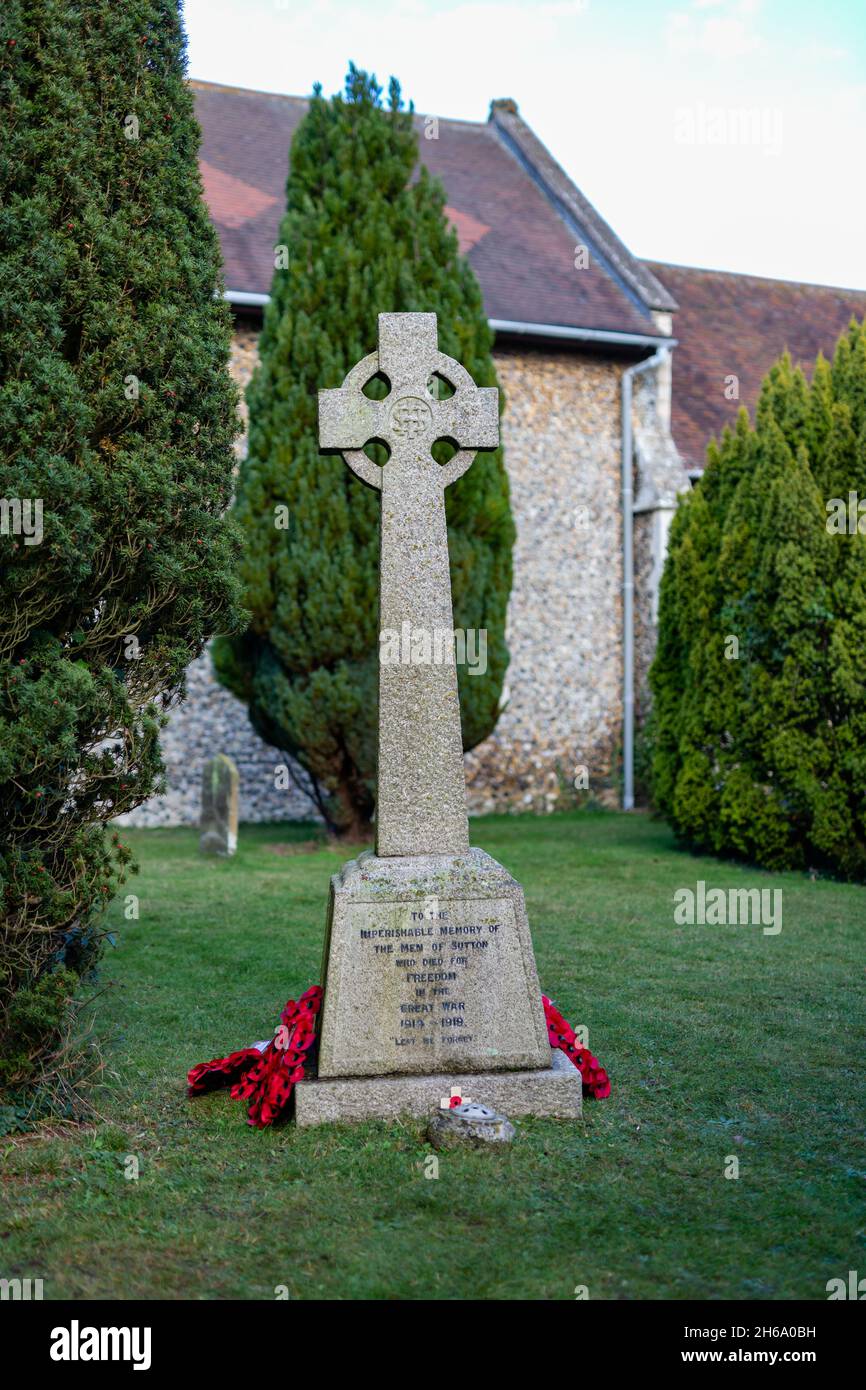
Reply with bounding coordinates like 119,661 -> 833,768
334,350 -> 488,492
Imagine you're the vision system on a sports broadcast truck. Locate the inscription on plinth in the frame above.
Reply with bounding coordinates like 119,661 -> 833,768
316,851 -> 551,1079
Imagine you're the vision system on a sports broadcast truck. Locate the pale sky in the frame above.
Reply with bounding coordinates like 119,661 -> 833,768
184,0 -> 866,290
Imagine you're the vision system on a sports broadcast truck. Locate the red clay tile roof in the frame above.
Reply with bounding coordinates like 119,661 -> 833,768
192,80 -> 667,341
192,82 -> 866,474
645,261 -> 866,469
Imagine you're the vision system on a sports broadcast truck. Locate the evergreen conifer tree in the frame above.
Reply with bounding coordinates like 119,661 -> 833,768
650,323 -> 866,877
215,67 -> 514,837
0,0 -> 243,1116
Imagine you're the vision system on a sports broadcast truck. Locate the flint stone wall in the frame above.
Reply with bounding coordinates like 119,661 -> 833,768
124,333 -> 644,827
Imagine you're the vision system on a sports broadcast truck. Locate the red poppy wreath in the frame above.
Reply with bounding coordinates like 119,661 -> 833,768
188,987 -> 609,1128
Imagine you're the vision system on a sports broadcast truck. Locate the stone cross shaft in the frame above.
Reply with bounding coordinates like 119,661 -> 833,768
319,313 -> 499,857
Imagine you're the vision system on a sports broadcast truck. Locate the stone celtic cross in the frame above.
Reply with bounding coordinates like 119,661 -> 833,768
319,313 -> 499,857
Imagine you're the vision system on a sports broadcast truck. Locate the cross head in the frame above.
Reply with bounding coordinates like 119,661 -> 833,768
319,313 -> 499,492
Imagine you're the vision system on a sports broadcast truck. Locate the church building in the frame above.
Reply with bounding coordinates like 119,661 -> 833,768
125,81 -> 866,826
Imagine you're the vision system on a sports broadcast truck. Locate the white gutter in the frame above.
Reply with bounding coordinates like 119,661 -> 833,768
223,290 -> 271,307
621,345 -> 675,811
223,293 -> 674,352
485,319 -> 671,349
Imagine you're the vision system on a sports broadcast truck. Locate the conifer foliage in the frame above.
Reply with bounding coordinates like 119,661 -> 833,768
0,0 -> 243,1120
214,67 -> 514,838
649,320 -> 866,878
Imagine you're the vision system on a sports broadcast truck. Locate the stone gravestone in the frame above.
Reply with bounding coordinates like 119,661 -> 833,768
199,753 -> 239,857
294,313 -> 581,1125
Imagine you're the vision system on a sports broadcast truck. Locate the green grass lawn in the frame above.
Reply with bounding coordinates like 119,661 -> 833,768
2,811 -> 864,1300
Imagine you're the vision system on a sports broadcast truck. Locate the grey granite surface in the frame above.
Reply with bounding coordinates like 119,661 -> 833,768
296,1049 -> 582,1126
319,312 -> 498,858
